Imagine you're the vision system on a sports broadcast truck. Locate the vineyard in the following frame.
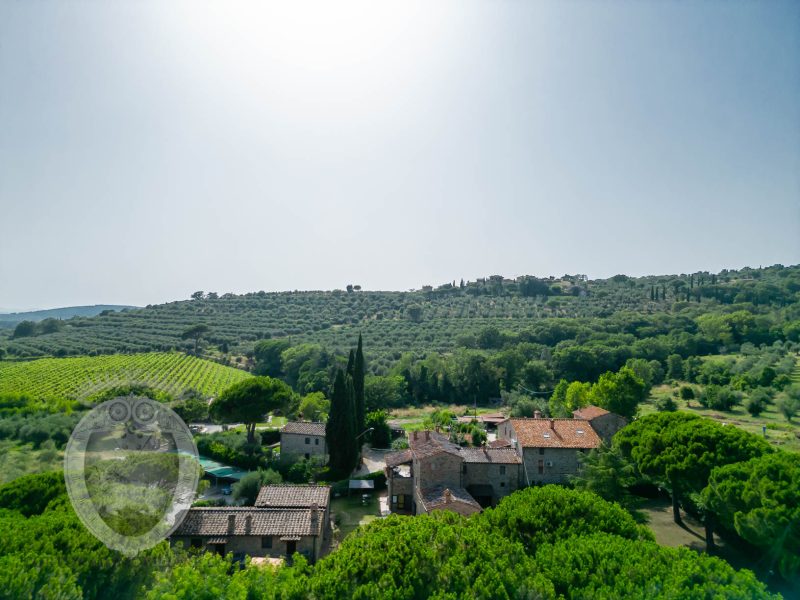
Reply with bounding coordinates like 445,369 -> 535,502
0,353 -> 251,402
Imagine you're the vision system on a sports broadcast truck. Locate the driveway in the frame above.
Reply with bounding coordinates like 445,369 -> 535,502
352,446 -> 392,477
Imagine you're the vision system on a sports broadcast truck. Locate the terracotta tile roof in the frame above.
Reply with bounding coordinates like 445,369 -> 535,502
419,486 -> 481,516
281,422 -> 326,436
408,430 -> 462,459
460,447 -> 521,464
487,439 -> 514,449
255,484 -> 330,509
173,507 -> 324,537
572,405 -> 610,420
509,418 -> 601,449
385,449 -> 413,467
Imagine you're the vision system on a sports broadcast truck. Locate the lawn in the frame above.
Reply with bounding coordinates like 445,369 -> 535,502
640,383 -> 800,453
330,493 -> 383,542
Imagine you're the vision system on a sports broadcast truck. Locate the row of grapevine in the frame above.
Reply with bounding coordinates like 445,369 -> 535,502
0,353 -> 251,402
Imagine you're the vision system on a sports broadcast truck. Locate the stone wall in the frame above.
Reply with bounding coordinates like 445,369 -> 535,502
520,447 -> 585,484
588,413 -> 627,444
463,462 -> 521,501
414,452 -> 463,490
171,532 -> 322,562
281,432 -> 327,460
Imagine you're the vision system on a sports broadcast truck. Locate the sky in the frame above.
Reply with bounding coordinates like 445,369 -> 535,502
1,0 -> 798,311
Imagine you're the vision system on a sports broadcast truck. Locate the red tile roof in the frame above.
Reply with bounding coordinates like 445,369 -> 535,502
460,447 -> 521,464
173,507 -> 324,537
281,422 -> 326,436
572,405 -> 610,420
255,484 -> 330,509
509,418 -> 601,449
408,430 -> 462,458
419,486 -> 482,516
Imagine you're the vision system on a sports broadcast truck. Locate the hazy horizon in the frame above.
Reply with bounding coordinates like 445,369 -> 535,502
2,0 -> 799,310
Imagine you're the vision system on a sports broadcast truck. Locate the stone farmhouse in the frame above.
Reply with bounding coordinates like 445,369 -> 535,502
171,484 -> 331,562
385,430 -> 522,516
280,421 -> 327,461
386,405 -> 623,515
572,405 -> 627,444
497,413 -> 602,485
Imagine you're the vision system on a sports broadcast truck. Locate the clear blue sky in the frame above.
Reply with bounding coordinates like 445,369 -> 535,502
1,0 -> 798,310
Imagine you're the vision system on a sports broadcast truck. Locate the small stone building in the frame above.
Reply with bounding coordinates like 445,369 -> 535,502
255,484 -> 331,541
171,506 -> 326,562
385,430 -> 521,516
460,447 -> 522,506
497,417 -> 601,485
572,405 -> 627,444
280,421 -> 327,461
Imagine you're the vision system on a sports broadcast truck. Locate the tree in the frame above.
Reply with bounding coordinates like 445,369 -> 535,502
190,290 -> 204,300
298,391 -> 330,421
12,320 -> 37,338
615,413 -> 772,536
365,410 -> 391,448
702,452 -> 800,580
364,375 -> 408,411
211,377 -> 294,444
253,339 -> 291,377
479,486 -> 650,553
777,385 -> 800,422
326,369 -> 358,475
571,445 -> 637,506
589,366 -> 647,419
232,468 -> 282,505
406,304 -> 423,323
181,324 -> 210,355
353,334 -> 366,436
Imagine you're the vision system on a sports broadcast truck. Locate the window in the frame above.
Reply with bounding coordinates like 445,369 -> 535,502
500,482 -> 505,488
305,437 -> 310,444
462,464 -> 467,474
499,466 -> 506,475
315,438 -> 319,445
261,536 -> 273,549
304,453 -> 310,460
538,459 -> 544,475
538,448 -> 545,455
190,538 -> 202,548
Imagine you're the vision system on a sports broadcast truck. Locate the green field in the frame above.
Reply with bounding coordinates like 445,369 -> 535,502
0,352 -> 251,401
641,380 -> 800,453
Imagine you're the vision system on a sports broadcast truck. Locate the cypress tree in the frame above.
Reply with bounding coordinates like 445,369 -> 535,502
346,349 -> 355,377
345,374 -> 359,471
326,369 -> 357,475
354,334 -> 366,436
650,286 -> 654,301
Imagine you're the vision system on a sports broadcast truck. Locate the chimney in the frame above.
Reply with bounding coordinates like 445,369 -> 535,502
534,410 -> 542,419
245,514 -> 252,535
444,489 -> 452,504
228,514 -> 236,534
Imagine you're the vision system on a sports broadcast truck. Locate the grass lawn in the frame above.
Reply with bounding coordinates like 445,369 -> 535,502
637,497 -> 795,597
227,416 -> 288,432
330,493 -> 382,542
640,383 -> 800,453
